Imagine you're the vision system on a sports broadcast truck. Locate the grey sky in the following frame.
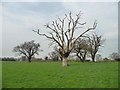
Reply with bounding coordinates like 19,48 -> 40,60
1,1 -> 118,58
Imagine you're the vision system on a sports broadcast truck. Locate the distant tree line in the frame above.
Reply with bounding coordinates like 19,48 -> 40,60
8,12 -> 119,66
1,52 -> 119,62
11,40 -> 119,62
1,57 -> 17,61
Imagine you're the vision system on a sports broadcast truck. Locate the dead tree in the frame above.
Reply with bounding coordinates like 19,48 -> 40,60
88,33 -> 104,62
33,12 -> 97,66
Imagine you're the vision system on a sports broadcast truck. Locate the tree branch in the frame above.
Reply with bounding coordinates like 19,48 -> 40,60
33,29 -> 53,39
74,20 -> 97,44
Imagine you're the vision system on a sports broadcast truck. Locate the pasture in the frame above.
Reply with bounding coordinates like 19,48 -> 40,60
2,61 -> 118,88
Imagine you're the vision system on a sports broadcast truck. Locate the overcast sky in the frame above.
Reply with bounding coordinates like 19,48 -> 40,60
1,1 -> 118,58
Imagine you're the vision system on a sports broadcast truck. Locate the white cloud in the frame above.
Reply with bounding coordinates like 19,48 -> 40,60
2,2 -> 71,58
62,3 -> 118,35
2,2 -> 118,58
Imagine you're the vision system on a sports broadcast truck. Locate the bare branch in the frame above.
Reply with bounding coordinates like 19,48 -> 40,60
33,29 -> 53,39
58,17 -> 63,22
88,33 -> 105,62
33,12 -> 98,65
75,26 -> 83,29
74,20 -> 97,44
78,22 -> 86,25
65,31 -> 69,41
50,33 -> 63,48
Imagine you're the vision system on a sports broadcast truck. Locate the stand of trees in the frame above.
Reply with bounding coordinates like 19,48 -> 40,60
10,12 -> 118,66
33,12 -> 97,66
73,33 -> 105,62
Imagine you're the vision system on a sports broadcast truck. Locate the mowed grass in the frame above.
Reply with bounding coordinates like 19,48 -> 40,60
2,61 -> 118,88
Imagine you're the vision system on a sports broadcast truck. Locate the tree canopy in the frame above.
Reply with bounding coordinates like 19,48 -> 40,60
13,40 -> 42,62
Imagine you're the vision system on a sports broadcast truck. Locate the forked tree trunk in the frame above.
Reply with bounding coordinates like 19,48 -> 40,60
62,57 -> 68,67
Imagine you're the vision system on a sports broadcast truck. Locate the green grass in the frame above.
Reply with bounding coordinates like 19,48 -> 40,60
0,61 -> 2,89
2,61 -> 118,88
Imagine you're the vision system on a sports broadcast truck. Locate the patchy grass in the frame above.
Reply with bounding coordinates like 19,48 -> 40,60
2,61 -> 118,88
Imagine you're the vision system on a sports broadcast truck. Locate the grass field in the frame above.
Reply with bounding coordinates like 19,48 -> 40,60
2,61 -> 118,88
0,61 -> 2,89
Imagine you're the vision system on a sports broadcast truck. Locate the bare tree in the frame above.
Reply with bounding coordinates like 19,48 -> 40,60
13,40 -> 42,62
88,33 -> 104,62
74,38 -> 89,62
33,12 -> 97,66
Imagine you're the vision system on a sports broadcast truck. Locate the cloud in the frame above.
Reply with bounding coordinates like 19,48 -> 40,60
1,0 -> 119,2
61,2 -> 118,57
1,2 -> 118,58
2,2 -> 71,58
2,3 -> 53,57
62,3 -> 118,36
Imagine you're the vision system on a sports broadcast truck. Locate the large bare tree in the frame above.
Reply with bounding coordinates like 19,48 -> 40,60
88,33 -> 104,62
33,12 -> 97,66
13,40 -> 42,62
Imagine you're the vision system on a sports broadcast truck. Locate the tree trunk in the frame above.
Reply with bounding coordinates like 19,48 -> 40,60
62,57 -> 68,66
83,51 -> 87,61
28,56 -> 32,62
28,59 -> 31,62
92,55 -> 95,62
77,53 -> 84,62
58,55 -> 62,61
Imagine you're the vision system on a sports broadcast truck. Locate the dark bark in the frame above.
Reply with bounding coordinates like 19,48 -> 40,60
60,56 -> 62,61
83,51 -> 87,61
76,53 -> 84,62
76,50 -> 87,62
91,54 -> 95,62
27,56 -> 32,62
